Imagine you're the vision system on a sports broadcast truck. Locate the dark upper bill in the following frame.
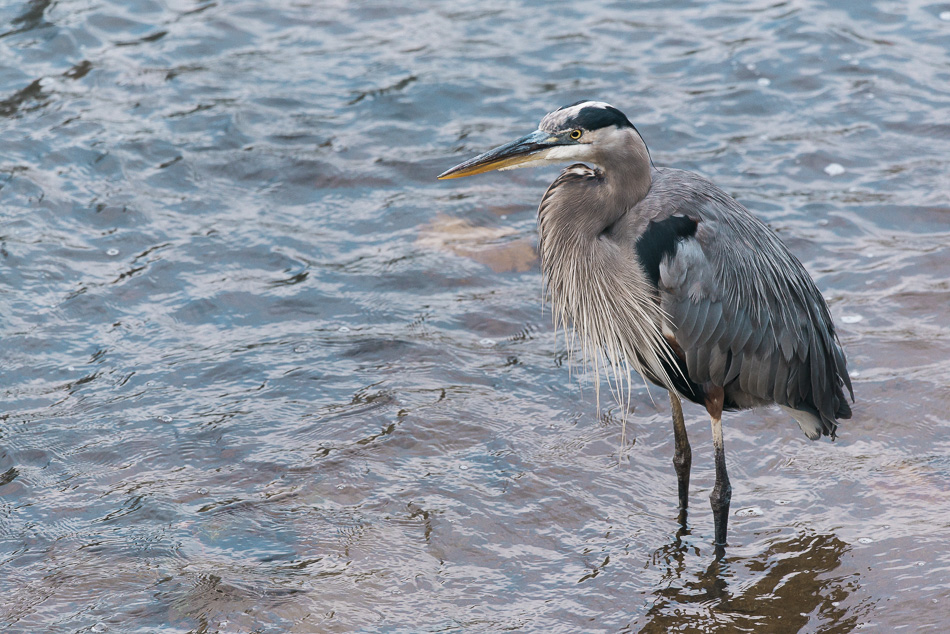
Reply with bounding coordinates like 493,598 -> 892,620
437,130 -> 560,179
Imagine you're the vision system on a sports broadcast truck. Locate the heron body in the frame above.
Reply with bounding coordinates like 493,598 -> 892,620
439,101 -> 854,548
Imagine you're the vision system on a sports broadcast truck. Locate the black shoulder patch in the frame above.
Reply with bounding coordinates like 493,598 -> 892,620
635,215 -> 698,288
575,105 -> 634,131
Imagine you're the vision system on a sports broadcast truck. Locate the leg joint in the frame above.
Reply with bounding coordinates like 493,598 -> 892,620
672,448 -> 691,470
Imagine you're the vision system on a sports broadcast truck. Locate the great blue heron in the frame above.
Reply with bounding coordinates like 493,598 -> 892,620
438,101 -> 854,548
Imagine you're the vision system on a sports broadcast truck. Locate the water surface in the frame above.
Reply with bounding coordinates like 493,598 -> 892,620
2,0 -> 950,631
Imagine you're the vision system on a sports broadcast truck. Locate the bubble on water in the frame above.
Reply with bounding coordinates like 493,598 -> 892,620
841,53 -> 852,61
197,488 -> 209,495
336,484 -> 345,490
338,326 -> 350,333
479,338 -> 495,347
106,248 -> 119,256
158,415 -> 173,423
841,314 -> 863,324
459,464 -> 469,470
775,499 -> 791,505
735,506 -> 763,517
757,77 -> 771,87
916,561 -> 926,566
857,537 -> 874,544
294,344 -> 310,353
746,63 -> 756,70
67,365 -> 76,371
824,163 -> 845,176
850,370 -> 860,377
91,624 -> 107,633
818,219 -> 829,226
940,11 -> 950,21
832,601 -> 840,607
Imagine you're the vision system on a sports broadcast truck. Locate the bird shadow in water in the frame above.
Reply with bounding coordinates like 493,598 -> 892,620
628,520 -> 867,633
648,508 -> 729,604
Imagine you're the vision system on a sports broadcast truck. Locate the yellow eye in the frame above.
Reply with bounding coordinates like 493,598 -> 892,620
570,129 -> 582,140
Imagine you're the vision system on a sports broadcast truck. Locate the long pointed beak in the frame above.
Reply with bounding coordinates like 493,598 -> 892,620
437,130 -> 561,179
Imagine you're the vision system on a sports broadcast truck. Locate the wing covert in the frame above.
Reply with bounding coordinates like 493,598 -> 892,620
633,169 -> 853,438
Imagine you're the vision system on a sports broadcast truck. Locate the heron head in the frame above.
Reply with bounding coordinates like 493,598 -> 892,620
438,101 -> 647,179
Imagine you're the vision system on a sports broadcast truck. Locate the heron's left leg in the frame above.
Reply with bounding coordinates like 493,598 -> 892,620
669,391 -> 691,511
705,386 -> 731,548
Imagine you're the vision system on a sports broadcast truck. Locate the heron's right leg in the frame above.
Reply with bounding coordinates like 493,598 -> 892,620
669,390 -> 691,511
705,386 -> 731,549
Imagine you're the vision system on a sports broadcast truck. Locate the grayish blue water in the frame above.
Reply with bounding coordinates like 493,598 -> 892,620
2,0 -> 949,631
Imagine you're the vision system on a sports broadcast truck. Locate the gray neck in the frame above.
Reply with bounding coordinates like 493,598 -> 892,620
546,127 -> 653,243
594,127 -> 653,220
536,127 -> 676,396
537,126 -> 653,253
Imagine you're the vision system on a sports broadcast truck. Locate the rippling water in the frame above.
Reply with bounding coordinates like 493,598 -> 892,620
2,0 -> 949,631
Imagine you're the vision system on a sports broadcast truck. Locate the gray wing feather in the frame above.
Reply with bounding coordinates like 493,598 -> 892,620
693,301 -> 723,350
723,349 -> 742,385
708,347 -> 729,386
772,355 -> 790,404
636,168 -> 853,437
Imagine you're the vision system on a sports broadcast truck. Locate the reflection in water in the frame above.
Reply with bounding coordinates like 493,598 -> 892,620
638,531 -> 861,633
416,213 -> 537,273
8,0 -> 53,34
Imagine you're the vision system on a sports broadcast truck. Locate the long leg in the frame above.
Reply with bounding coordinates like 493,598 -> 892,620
705,386 -> 731,548
669,390 -> 691,511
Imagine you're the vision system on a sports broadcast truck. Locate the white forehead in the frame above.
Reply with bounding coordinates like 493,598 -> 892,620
539,101 -> 615,131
